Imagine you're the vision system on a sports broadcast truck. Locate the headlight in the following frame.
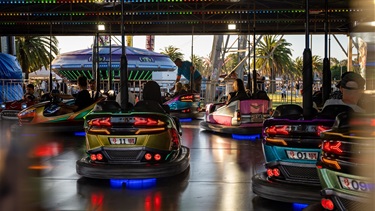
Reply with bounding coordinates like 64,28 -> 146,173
0,104 -> 5,109
21,104 -> 27,109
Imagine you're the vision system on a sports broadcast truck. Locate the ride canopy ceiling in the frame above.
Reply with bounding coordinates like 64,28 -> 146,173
0,0 -> 371,36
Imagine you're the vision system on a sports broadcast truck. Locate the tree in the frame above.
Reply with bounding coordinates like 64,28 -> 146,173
293,56 -> 303,80
255,35 -> 294,93
190,54 -> 205,78
201,54 -> 212,78
223,53 -> 239,75
159,45 -> 184,61
330,57 -> 339,67
16,36 -> 59,79
312,55 -> 323,79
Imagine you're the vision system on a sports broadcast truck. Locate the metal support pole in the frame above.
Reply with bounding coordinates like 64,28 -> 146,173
322,0 -> 331,104
302,0 -> 314,119
120,0 -> 128,110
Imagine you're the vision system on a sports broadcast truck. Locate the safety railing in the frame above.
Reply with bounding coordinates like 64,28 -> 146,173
0,78 -> 306,107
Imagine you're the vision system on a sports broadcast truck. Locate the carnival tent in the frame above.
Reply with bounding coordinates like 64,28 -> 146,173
29,67 -> 62,80
51,46 -> 176,81
0,53 -> 23,103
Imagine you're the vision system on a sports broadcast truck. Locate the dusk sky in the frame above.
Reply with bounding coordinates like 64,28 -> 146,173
57,34 -> 351,61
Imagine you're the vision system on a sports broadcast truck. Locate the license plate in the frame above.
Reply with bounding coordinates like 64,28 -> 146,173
339,176 -> 371,192
109,137 -> 136,145
111,117 -> 135,123
286,150 -> 318,160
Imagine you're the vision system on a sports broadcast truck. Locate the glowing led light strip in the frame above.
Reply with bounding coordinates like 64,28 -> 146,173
265,137 -> 287,146
0,9 -> 354,16
135,127 -> 164,135
321,157 -> 341,170
323,131 -> 374,140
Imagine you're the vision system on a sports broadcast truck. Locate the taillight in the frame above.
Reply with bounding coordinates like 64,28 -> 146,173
145,153 -> 152,160
180,95 -> 194,102
321,198 -> 334,210
266,125 -> 289,135
96,153 -> 103,161
134,117 -> 164,126
272,168 -> 280,177
316,125 -> 330,136
170,129 -> 180,149
154,154 -> 161,161
322,140 -> 343,155
90,153 -> 104,161
182,108 -> 191,113
266,168 -> 281,177
235,110 -> 241,121
89,117 -> 111,126
90,154 -> 97,161
144,153 -> 163,162
267,169 -> 273,177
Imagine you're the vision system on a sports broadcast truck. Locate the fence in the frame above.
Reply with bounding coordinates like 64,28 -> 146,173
1,78 -> 307,108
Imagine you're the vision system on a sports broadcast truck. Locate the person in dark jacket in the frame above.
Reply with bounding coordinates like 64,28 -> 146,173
57,76 -> 92,114
226,78 -> 250,105
134,81 -> 170,113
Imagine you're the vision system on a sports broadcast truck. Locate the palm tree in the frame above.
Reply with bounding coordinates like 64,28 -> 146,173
255,35 -> 294,93
190,54 -> 205,78
159,45 -> 184,61
223,53 -> 239,75
312,55 -> 323,79
201,54 -> 212,78
16,36 -> 59,79
330,57 -> 339,67
292,56 -> 304,79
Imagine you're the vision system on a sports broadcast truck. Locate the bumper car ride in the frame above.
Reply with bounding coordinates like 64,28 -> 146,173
252,104 -> 354,204
200,99 -> 272,135
76,101 -> 190,179
164,93 -> 204,119
13,98 -> 104,133
317,112 -> 374,211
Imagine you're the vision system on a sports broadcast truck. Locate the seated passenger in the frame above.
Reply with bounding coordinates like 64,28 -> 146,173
252,90 -> 270,101
134,81 -> 170,114
323,72 -> 365,113
183,83 -> 192,93
165,82 -> 187,101
57,76 -> 93,114
226,78 -> 251,105
23,83 -> 40,102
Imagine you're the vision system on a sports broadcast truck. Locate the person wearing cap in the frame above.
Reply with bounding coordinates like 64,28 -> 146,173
323,72 -> 366,112
174,58 -> 202,93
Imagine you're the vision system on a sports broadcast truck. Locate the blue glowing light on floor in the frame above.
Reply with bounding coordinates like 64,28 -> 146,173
232,134 -> 260,140
179,118 -> 192,122
293,203 -> 308,211
74,131 -> 86,136
110,178 -> 157,189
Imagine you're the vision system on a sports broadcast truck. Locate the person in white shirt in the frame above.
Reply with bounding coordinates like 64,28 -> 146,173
116,91 -> 136,106
323,72 -> 365,113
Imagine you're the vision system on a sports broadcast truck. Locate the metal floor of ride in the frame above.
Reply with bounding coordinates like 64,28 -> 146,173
0,119 -> 313,211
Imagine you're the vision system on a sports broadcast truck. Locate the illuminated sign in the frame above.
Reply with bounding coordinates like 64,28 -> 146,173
88,56 -> 107,62
139,57 -> 154,62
